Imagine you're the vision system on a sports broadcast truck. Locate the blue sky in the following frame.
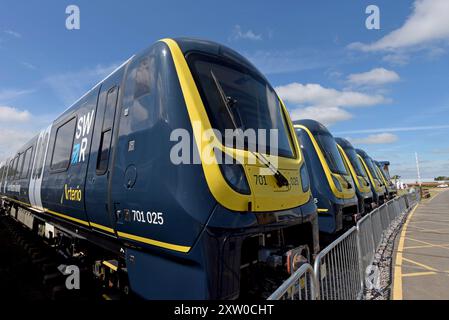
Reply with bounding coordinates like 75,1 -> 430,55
1,0 -> 448,180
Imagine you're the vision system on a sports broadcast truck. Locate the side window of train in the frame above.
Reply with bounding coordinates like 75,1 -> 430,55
16,152 -> 25,180
7,160 -> 13,180
51,117 -> 77,172
11,156 -> 18,180
96,86 -> 118,175
134,57 -> 151,100
21,147 -> 33,179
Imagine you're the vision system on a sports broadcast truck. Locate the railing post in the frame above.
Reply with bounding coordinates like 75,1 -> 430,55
356,222 -> 365,298
313,254 -> 321,300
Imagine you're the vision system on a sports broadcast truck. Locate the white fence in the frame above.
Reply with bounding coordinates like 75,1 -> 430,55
269,191 -> 420,300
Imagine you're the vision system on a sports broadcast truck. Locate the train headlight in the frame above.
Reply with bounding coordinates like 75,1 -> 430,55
300,165 -> 310,192
332,175 -> 342,192
219,161 -> 251,195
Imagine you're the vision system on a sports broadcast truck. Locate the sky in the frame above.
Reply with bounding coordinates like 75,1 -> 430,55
0,0 -> 448,180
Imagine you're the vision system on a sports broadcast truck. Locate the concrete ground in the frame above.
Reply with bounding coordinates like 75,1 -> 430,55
392,189 -> 449,299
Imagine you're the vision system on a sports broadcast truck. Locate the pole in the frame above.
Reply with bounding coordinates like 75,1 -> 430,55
415,152 -> 422,199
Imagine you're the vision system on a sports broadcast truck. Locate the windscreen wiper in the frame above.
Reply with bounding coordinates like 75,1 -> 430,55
210,70 -> 289,188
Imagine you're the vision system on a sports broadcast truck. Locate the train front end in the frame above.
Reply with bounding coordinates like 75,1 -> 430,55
294,120 -> 358,237
119,38 -> 319,299
356,149 -> 387,204
375,161 -> 397,199
335,137 -> 375,215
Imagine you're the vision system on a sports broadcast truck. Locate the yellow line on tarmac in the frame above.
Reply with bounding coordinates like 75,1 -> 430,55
402,271 -> 436,278
402,257 -> 437,272
403,244 -> 449,250
392,204 -> 419,300
406,236 -> 449,252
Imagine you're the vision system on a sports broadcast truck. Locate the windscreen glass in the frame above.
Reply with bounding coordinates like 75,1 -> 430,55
345,147 -> 367,177
314,132 -> 348,175
365,157 -> 382,180
188,54 -> 294,158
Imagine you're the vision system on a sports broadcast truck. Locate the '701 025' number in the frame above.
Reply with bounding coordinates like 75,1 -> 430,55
132,210 -> 164,225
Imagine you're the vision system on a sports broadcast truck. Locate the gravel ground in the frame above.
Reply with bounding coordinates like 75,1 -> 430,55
364,210 -> 410,300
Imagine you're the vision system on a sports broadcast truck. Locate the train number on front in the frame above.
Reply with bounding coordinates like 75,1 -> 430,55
132,210 -> 164,225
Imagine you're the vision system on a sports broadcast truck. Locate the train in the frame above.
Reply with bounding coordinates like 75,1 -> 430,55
375,161 -> 397,199
0,38 -> 320,299
356,149 -> 388,204
335,137 -> 375,215
294,120 -> 358,239
0,37 -> 398,300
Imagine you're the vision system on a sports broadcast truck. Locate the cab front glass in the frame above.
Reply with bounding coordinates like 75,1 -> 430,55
187,53 -> 295,158
314,132 -> 348,175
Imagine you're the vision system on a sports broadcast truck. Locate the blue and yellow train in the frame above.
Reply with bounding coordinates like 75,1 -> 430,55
335,137 -> 375,215
0,38 -> 319,299
294,120 -> 358,238
356,149 -> 388,204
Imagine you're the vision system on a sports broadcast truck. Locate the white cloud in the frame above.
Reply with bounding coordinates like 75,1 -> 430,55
276,82 -> 389,126
3,30 -> 21,38
382,53 -> 410,66
0,104 -> 35,159
43,63 -> 119,106
346,68 -> 400,86
246,48 -> 344,75
276,83 -> 389,108
0,106 -> 31,122
230,25 -> 262,41
0,128 -> 35,160
279,83 -> 389,108
432,148 -> 449,154
349,133 -> 399,145
21,62 -> 37,70
0,88 -> 34,102
290,106 -> 352,126
336,124 -> 449,135
349,0 -> 449,52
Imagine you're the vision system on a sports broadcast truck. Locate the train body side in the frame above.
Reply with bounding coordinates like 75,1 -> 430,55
0,38 -> 319,299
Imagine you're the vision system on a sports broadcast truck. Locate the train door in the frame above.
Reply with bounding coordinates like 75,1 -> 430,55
40,88 -> 100,226
85,70 -> 124,235
29,125 -> 51,211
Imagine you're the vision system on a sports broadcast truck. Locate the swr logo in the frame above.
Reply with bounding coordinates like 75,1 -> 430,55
71,110 -> 94,165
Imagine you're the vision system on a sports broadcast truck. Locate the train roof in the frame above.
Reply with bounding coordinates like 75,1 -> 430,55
173,37 -> 260,75
294,119 -> 331,135
355,148 -> 370,159
334,137 -> 354,149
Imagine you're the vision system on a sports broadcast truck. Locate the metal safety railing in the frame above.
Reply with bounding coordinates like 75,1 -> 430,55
314,226 -> 362,300
267,263 -> 316,300
268,191 -> 420,300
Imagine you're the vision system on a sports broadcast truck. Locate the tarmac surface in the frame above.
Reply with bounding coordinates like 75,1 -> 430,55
393,189 -> 449,299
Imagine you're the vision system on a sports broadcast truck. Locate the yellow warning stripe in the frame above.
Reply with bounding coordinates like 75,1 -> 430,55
90,222 -> 115,233
5,197 -> 190,253
117,231 -> 191,253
